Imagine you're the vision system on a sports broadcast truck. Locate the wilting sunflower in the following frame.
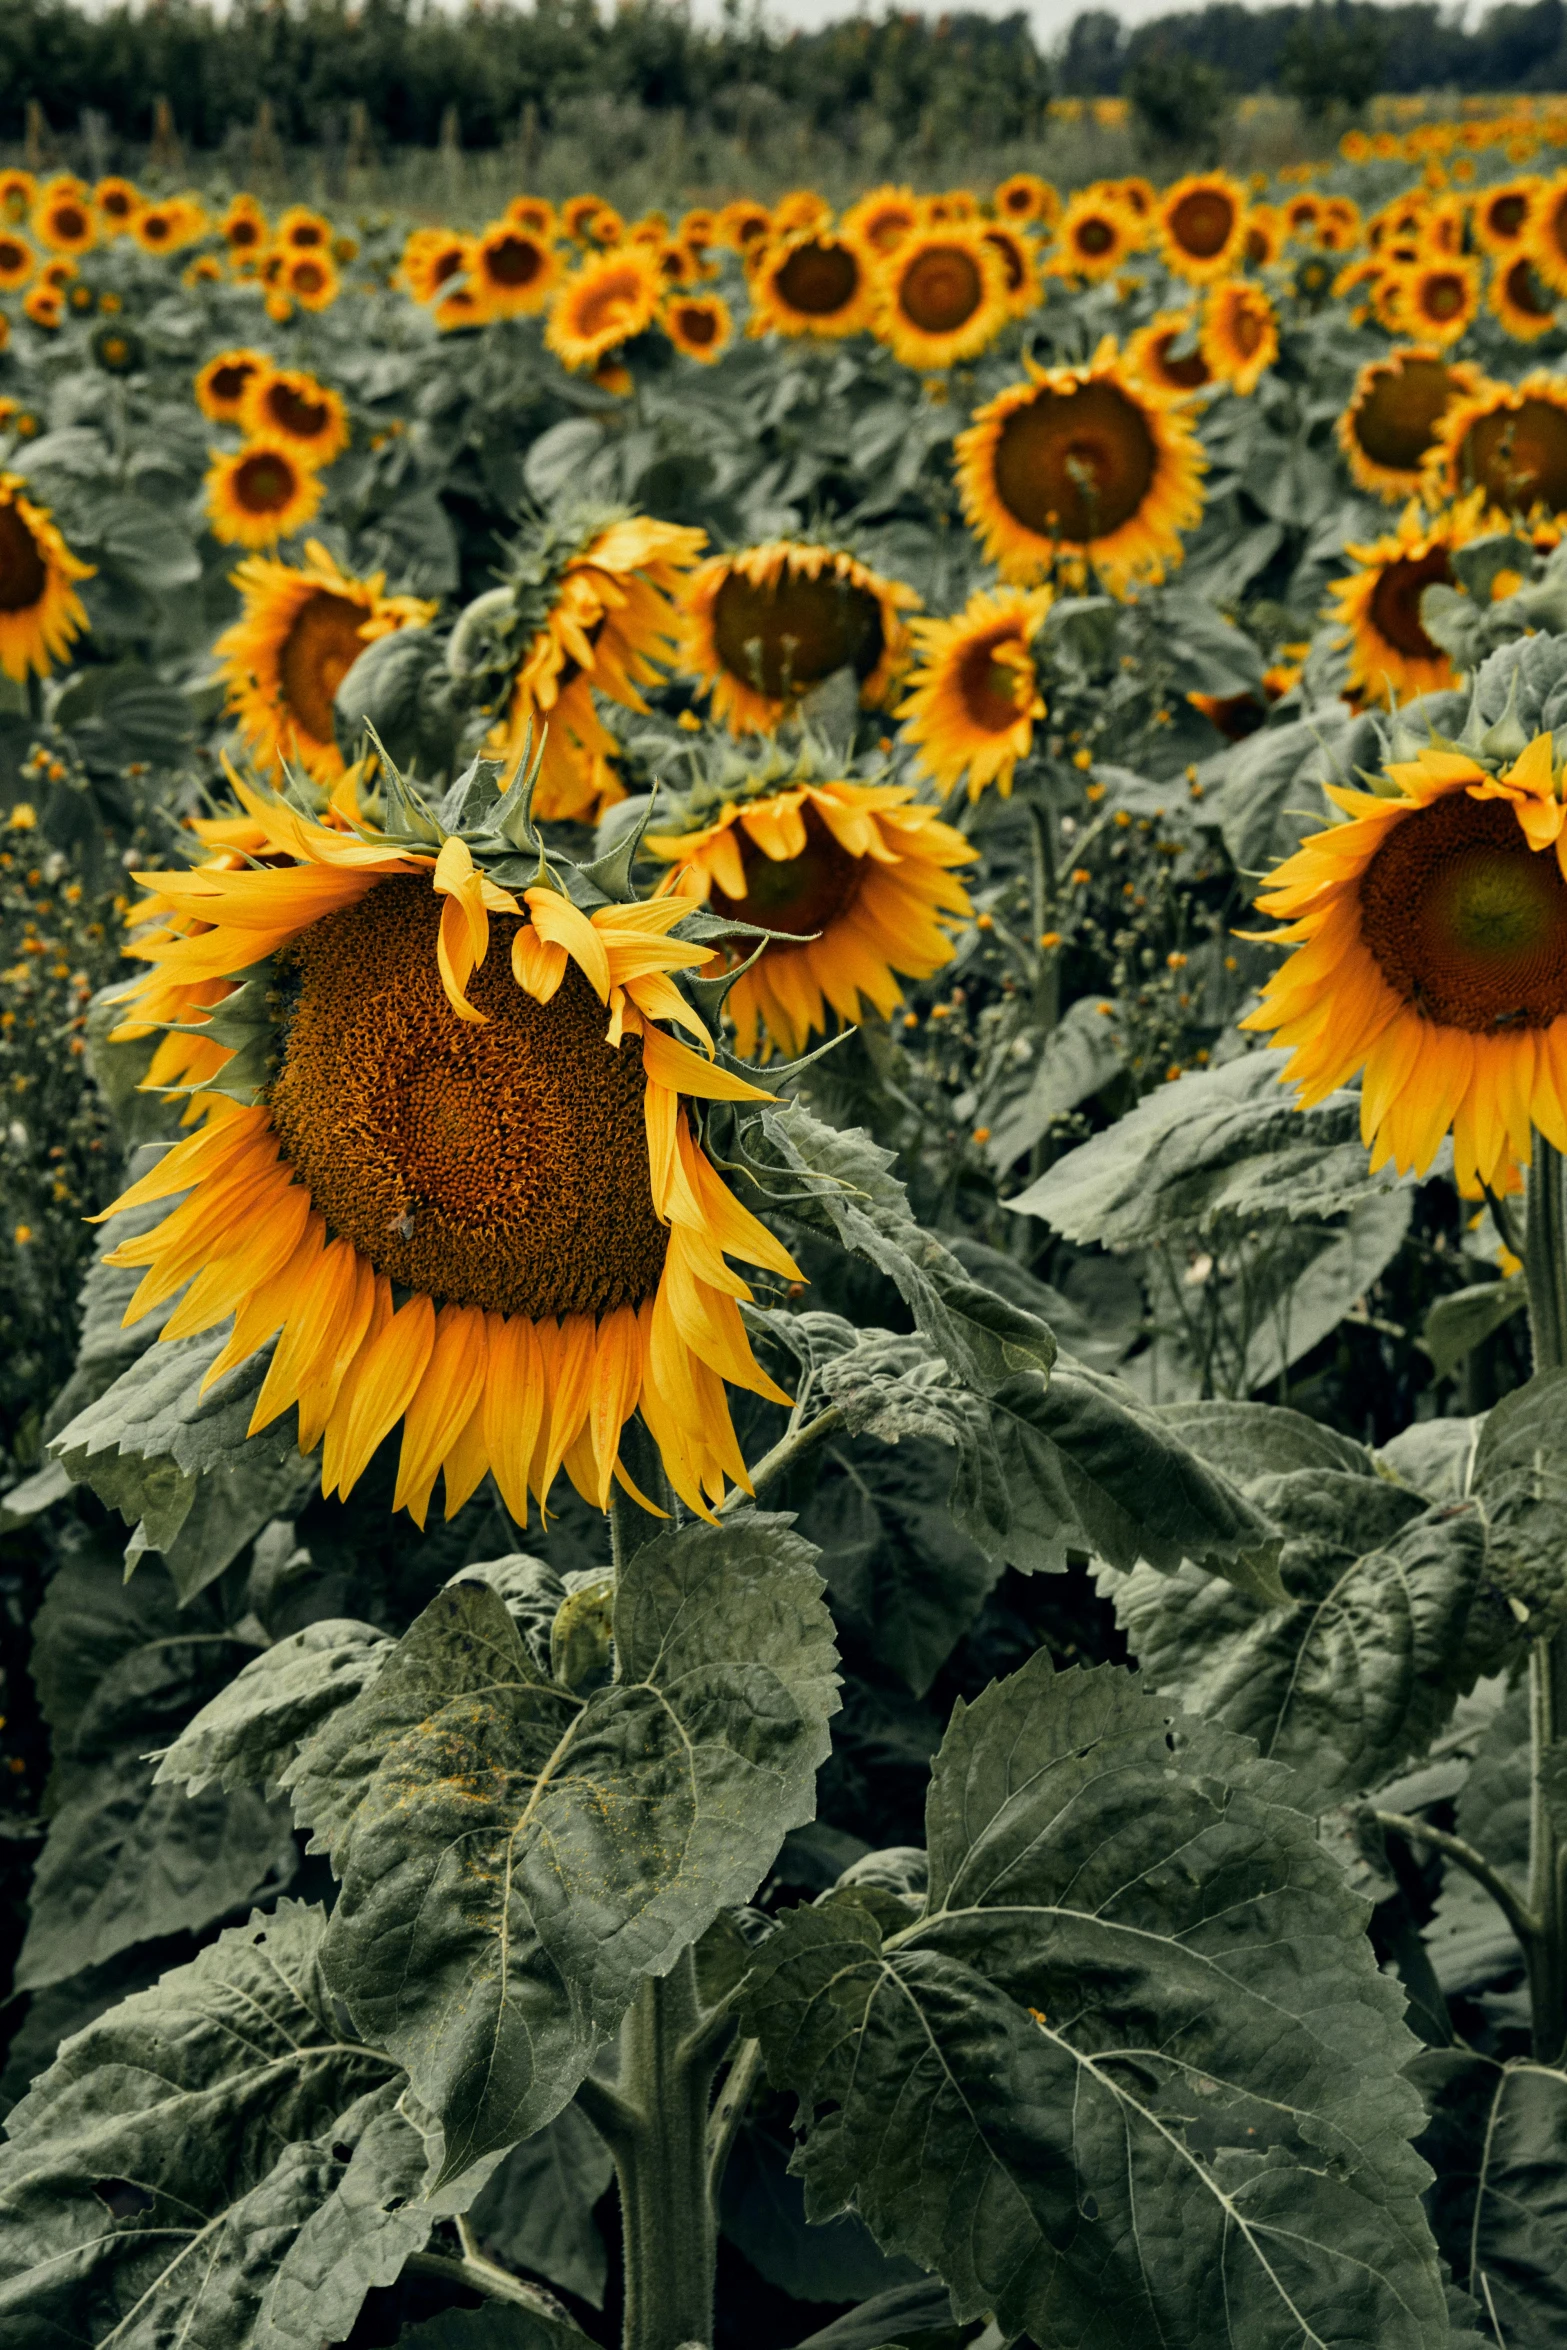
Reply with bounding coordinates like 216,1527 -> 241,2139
980,222 -> 1040,318
1200,278 -> 1278,394
284,251 -> 339,313
873,223 -> 1009,370
1158,172 -> 1248,283
1337,346 -> 1485,501
0,474 -> 93,681
1475,177 -> 1540,256
1528,169 -> 1567,295
546,249 -> 662,369
101,786 -> 800,1524
681,540 -> 917,735
1242,731 -> 1567,1198
1491,252 -> 1558,339
993,171 -> 1054,225
663,291 -> 732,362
1397,254 -> 1482,346
1328,494 -> 1488,706
207,439 -> 324,551
955,341 -> 1206,596
1049,186 -> 1138,282
649,773 -> 975,1057
1428,371 -> 1567,518
500,510 -> 706,822
842,185 -> 921,257
0,233 -> 34,293
33,178 -> 95,255
239,368 -> 350,468
896,584 -> 1052,801
215,542 -> 436,784
400,228 -> 471,305
748,227 -> 874,340
472,218 -> 559,317
1127,310 -> 1213,396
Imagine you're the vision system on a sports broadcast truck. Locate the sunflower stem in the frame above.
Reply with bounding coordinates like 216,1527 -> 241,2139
611,1948 -> 722,2350
1523,1134 -> 1567,2060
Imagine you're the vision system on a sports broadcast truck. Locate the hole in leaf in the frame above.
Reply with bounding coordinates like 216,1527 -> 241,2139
1081,2193 -> 1099,2219
385,2196 -> 406,2212
94,2179 -> 155,2221
332,2143 -> 353,2164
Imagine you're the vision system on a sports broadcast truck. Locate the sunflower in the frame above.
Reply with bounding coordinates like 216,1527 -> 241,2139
0,233 -> 33,293
1337,346 -> 1485,501
0,475 -> 93,681
954,340 -> 1206,596
399,229 -> 471,305
435,283 -> 487,336
39,256 -> 76,291
980,222 -> 1040,317
1200,277 -> 1278,394
1318,196 -> 1363,251
1283,193 -> 1322,241
717,199 -> 772,254
925,190 -> 980,225
277,205 -> 331,254
583,204 -> 625,249
993,171 -> 1055,225
1242,731 -> 1567,1198
678,208 -> 717,254
747,227 -> 874,340
33,179 -> 95,255
681,541 -> 917,736
648,775 -> 975,1059
1474,177 -> 1539,256
507,196 -> 557,238
896,584 -> 1052,801
0,172 -> 35,228
472,218 -> 559,316
1049,186 -> 1138,283
284,251 -> 339,312
1240,203 -> 1283,268
1527,170 -> 1567,295
22,286 -> 62,331
1397,255 -> 1482,346
1112,177 -> 1156,222
501,511 -> 706,823
545,248 -> 662,368
206,439 -> 324,550
663,291 -> 732,362
1126,310 -> 1213,396
562,194 -> 609,241
1491,252 -> 1558,339
100,788 -> 801,1525
1158,172 -> 1248,283
1428,371 -> 1567,518
1328,494 -> 1488,706
91,323 -> 142,375
239,368 -> 350,468
221,194 -> 268,258
772,189 -> 832,236
842,185 -> 921,256
215,542 -> 436,785
873,223 -> 1009,370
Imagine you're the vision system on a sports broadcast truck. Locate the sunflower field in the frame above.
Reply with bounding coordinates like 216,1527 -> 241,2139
15,101 -> 1567,2349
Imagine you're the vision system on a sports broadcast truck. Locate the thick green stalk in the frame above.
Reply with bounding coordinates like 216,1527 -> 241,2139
612,1950 -> 720,2350
1523,1136 -> 1567,2061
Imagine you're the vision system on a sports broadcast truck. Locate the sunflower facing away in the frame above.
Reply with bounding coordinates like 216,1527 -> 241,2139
239,368 -> 350,468
1158,172 -> 1249,283
546,249 -> 662,368
1329,493 -> 1488,706
681,540 -> 917,735
1427,370 -> 1567,519
1337,346 -> 1484,502
0,474 -> 93,681
215,542 -> 436,784
101,784 -> 800,1525
206,439 -> 324,551
954,340 -> 1206,595
1243,730 -> 1567,1197
1199,278 -> 1278,395
873,223 -> 1009,370
748,227 -> 874,340
649,774 -> 975,1057
896,584 -> 1052,801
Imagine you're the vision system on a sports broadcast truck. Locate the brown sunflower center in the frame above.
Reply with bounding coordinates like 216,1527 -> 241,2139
673,302 -> 719,345
228,216 -> 261,248
234,452 -> 299,516
1075,216 -> 1116,258
899,244 -> 983,334
268,877 -> 667,1319
1548,192 -> 1567,262
1169,187 -> 1234,258
709,803 -> 865,940
774,239 -> 860,316
208,359 -> 256,406
142,213 -> 171,243
1350,357 -> 1456,473
1154,331 -> 1211,388
711,563 -> 885,700
1368,547 -> 1451,660
983,229 -> 1025,292
51,205 -> 87,241
993,379 -> 1157,544
292,260 -> 327,295
279,591 -> 370,742
1361,791 -> 1567,1030
264,382 -> 331,441
1489,193 -> 1529,238
1421,272 -> 1466,320
1464,397 -> 1567,513
289,222 -> 327,249
1506,258 -> 1554,317
486,233 -> 543,288
0,237 -> 26,273
0,502 -> 46,615
103,188 -> 133,219
958,631 -> 1028,732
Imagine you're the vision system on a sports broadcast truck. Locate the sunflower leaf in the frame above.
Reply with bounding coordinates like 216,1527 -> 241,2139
1413,2049 -> 1567,2348
292,1510 -> 838,2177
1471,1369 -> 1567,1627
1423,1276 -> 1528,1379
738,1654 -> 1446,2349
153,1619 -> 395,1798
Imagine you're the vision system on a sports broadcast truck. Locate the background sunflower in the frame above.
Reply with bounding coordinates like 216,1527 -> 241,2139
1329,494 -> 1487,705
897,583 -> 1052,800
681,539 -> 917,734
1337,347 -> 1484,501
0,475 -> 93,681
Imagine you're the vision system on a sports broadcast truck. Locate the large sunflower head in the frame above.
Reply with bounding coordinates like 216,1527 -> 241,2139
1328,492 -> 1489,707
215,541 -> 437,784
1199,277 -> 1278,395
239,368 -> 350,468
33,178 -> 95,256
100,772 -> 799,1527
1491,252 -> 1558,339
842,185 -> 922,257
1428,371 -> 1567,519
647,754 -> 975,1057
872,222 -> 1010,370
663,291 -> 732,363
1126,310 -> 1213,397
954,340 -> 1207,595
1337,346 -> 1485,502
681,540 -> 917,736
473,217 -> 560,316
545,248 -> 662,369
1243,726 -> 1567,1198
896,583 -> 1052,801
747,226 -> 875,341
1049,186 -> 1139,282
195,347 -> 268,424
206,439 -> 325,550
1158,172 -> 1249,282
0,473 -> 93,682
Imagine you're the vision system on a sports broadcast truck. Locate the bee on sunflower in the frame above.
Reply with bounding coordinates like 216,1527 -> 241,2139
98,759 -> 801,1527
0,474 -> 93,680
1328,493 -> 1489,707
872,222 -> 1010,370
1243,713 -> 1567,1199
954,339 -> 1206,596
747,225 -> 875,340
1426,371 -> 1567,520
1337,346 -> 1486,502
215,542 -> 437,785
1048,186 -> 1139,283
1158,172 -> 1249,283
680,540 -> 917,737
239,368 -> 350,468
1199,278 -> 1278,394
647,740 -> 975,1057
546,248 -> 663,369
206,439 -> 324,550
896,584 -> 1052,801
